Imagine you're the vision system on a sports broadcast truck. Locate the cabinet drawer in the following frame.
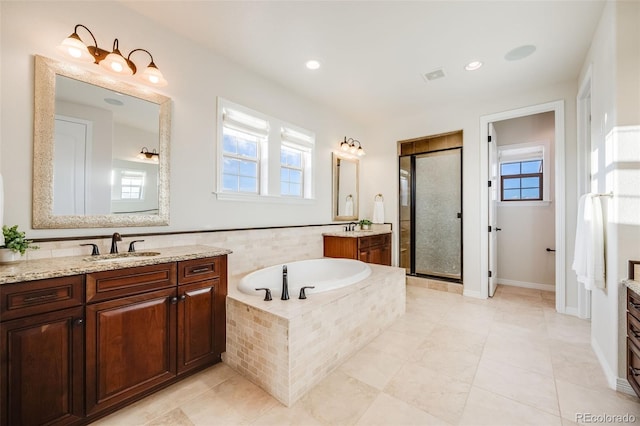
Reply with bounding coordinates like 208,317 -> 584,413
178,257 -> 221,285
1,275 -> 83,321
627,338 -> 640,397
628,290 -> 640,322
358,233 -> 390,249
629,312 -> 640,350
86,263 -> 177,303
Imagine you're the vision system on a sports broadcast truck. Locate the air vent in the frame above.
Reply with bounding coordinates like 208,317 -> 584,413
423,68 -> 445,82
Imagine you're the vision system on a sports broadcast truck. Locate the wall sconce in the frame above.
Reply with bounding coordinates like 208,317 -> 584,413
340,137 -> 366,157
57,24 -> 168,87
138,147 -> 159,162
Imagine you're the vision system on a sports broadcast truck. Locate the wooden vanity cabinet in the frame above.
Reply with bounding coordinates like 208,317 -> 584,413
324,233 -> 392,266
85,263 -> 178,416
627,288 -> 640,397
0,276 -> 85,426
177,255 -> 227,374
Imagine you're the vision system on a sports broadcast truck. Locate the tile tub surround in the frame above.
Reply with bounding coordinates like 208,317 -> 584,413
0,244 -> 232,284
224,263 -> 406,406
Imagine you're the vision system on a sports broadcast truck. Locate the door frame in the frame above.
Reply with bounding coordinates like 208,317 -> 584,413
479,100 -> 566,313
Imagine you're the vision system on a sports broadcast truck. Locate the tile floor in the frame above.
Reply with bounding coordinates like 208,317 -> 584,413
93,283 -> 640,425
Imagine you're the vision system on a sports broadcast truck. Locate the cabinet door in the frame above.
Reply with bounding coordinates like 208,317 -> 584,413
85,288 -> 177,416
1,306 -> 84,426
177,279 -> 220,374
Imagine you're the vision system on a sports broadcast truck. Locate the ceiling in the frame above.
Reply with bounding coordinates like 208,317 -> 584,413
120,0 -> 605,125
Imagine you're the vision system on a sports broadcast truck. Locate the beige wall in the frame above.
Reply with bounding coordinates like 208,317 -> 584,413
0,1 -> 364,239
493,112 -> 556,289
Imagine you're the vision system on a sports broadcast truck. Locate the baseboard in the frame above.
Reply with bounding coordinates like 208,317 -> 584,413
497,278 -> 555,292
616,377 -> 637,396
463,289 -> 484,299
591,336 -> 617,389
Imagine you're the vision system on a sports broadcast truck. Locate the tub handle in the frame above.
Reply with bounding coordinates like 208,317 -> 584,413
299,286 -> 315,300
255,288 -> 272,301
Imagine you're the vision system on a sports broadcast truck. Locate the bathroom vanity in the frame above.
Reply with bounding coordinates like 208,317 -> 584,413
323,230 -> 392,266
0,245 -> 230,425
626,281 -> 640,397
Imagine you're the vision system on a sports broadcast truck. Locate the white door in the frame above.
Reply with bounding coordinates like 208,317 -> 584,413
54,117 -> 88,215
488,123 -> 499,297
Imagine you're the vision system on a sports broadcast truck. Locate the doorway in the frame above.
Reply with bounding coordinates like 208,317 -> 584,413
480,101 -> 566,313
399,131 -> 463,283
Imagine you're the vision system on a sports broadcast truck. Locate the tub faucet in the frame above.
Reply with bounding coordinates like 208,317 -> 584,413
281,265 -> 290,300
110,232 -> 122,254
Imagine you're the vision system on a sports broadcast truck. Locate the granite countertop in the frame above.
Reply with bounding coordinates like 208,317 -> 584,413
624,279 -> 640,296
322,230 -> 392,238
0,245 -> 232,285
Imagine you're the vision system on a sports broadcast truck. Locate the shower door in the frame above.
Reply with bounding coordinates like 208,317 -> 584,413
400,147 -> 462,281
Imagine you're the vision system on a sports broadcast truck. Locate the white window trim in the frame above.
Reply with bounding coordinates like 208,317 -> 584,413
215,98 -> 315,203
497,140 -> 551,206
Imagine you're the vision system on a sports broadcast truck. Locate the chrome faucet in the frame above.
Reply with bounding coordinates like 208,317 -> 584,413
281,265 -> 290,300
110,232 -> 122,254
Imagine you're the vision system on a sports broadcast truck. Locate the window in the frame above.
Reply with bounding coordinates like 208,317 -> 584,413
500,160 -> 542,201
216,98 -> 315,201
498,142 -> 550,203
111,169 -> 146,200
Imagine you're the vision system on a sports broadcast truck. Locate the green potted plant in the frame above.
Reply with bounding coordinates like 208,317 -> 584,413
358,219 -> 372,231
1,225 -> 39,264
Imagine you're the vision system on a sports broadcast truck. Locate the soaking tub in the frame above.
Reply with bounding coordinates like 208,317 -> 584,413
238,258 -> 372,298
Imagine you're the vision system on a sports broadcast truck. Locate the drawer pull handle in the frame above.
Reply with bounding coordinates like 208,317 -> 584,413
179,295 -> 187,301
190,267 -> 210,274
630,366 -> 640,377
170,297 -> 178,304
74,318 -> 84,326
24,292 -> 58,303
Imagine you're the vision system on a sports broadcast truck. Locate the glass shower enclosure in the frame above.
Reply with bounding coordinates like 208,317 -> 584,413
399,147 -> 462,282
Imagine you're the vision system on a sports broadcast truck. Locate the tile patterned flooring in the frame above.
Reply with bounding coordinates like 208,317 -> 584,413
93,284 -> 640,425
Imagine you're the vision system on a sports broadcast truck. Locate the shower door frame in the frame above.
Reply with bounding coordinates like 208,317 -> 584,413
400,146 -> 463,283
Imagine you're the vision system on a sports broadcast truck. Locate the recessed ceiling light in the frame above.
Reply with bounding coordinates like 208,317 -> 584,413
505,45 -> 536,61
464,61 -> 483,71
305,60 -> 320,70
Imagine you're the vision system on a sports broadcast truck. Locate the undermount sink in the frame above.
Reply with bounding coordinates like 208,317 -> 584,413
83,252 -> 161,263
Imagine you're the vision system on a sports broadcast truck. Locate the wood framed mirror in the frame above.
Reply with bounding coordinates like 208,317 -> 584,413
332,153 -> 359,221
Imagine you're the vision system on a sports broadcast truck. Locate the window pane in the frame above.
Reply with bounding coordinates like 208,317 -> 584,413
223,133 -> 237,154
501,162 -> 520,175
237,139 -> 258,158
521,160 -> 542,174
503,178 -> 520,189
522,188 -> 540,199
289,183 -> 302,196
281,147 -> 302,167
239,176 -> 257,193
280,168 -> 289,181
521,177 -> 540,188
503,189 -> 520,200
222,174 -> 238,192
223,158 -> 240,174
239,160 -> 257,177
281,182 -> 289,195
289,170 -> 302,184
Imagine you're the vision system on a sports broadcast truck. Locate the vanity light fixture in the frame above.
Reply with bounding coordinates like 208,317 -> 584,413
340,137 -> 365,157
138,147 -> 159,162
57,24 -> 168,87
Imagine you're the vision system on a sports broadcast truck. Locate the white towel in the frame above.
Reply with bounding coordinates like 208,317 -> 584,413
345,197 -> 354,216
372,200 -> 384,224
572,194 -> 605,290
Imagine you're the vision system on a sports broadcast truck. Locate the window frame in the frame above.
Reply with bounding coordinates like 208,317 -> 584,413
497,141 -> 551,206
215,98 -> 315,203
500,161 -> 543,201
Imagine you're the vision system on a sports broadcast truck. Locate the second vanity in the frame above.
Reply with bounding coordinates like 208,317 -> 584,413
323,230 -> 392,266
0,245 -> 231,426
